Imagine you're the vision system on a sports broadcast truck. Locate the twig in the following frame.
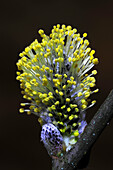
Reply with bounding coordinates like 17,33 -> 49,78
52,90 -> 113,170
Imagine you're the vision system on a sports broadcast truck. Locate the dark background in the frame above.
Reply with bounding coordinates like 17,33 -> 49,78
0,0 -> 113,169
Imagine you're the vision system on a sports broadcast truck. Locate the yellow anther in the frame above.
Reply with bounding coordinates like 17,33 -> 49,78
73,123 -> 77,127
90,55 -> 94,61
51,105 -> 56,110
61,105 -> 66,109
16,76 -> 21,80
55,39 -> 59,43
55,89 -> 59,94
80,39 -> 83,44
60,129 -> 63,133
55,101 -> 59,105
70,104 -> 77,108
34,108 -> 39,112
81,99 -> 86,104
89,83 -> 95,87
53,79 -> 57,83
70,76 -> 74,81
46,48 -> 50,52
73,81 -> 76,85
67,107 -> 71,112
43,93 -> 48,98
20,103 -> 26,106
75,108 -> 79,112
22,57 -> 27,62
92,70 -> 97,75
80,83 -> 84,87
58,53 -> 62,58
38,118 -> 43,125
90,77 -> 96,83
38,29 -> 44,35
68,57 -> 72,62
74,130 -> 79,137
84,39 -> 89,46
32,66 -> 37,70
92,100 -> 96,104
57,112 -> 62,116
50,70 -> 53,73
48,107 -> 52,111
64,74 -> 67,78
94,89 -> 99,93
64,114 -> 68,118
73,28 -> 77,33
44,54 -> 48,58
60,38 -> 64,43
19,108 -> 24,113
70,46 -> 73,49
57,74 -> 62,78
63,85 -> 66,89
42,78 -> 48,86
85,91 -> 90,98
36,73 -> 40,77
66,98 -> 70,102
72,58 -> 76,62
36,66 -> 40,70
62,24 -> 66,29
69,115 -> 74,120
65,31 -> 68,35
59,91 -> 63,96
91,50 -> 95,54
87,77 -> 90,81
83,33 -> 87,37
67,25 -> 72,30
92,58 -> 99,64
58,121 -> 63,125
73,52 -> 77,57
25,47 -> 30,53
77,92 -> 82,97
21,91 -> 25,94
73,34 -> 76,38
49,113 -> 53,117
81,104 -> 87,109
25,82 -> 31,88
61,128 -> 66,133
33,91 -> 37,95
43,97 -> 49,102
16,71 -> 21,75
48,92 -> 53,96
67,80 -> 72,85
77,37 -> 81,41
75,115 -> 78,118
36,100 -> 40,104
19,53 -> 24,57
55,74 -> 58,77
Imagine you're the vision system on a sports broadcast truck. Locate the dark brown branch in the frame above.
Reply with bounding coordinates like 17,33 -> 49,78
52,90 -> 113,170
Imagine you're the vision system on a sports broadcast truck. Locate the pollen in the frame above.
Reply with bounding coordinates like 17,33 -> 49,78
77,92 -> 83,97
59,91 -> 63,96
19,108 -> 24,113
67,107 -> 71,112
66,98 -> 70,102
74,130 -> 79,137
92,58 -> 99,64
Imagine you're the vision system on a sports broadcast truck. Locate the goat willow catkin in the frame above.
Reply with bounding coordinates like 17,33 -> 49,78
16,24 -> 99,157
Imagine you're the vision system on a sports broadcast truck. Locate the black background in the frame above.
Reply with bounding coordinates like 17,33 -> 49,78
0,0 -> 113,169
